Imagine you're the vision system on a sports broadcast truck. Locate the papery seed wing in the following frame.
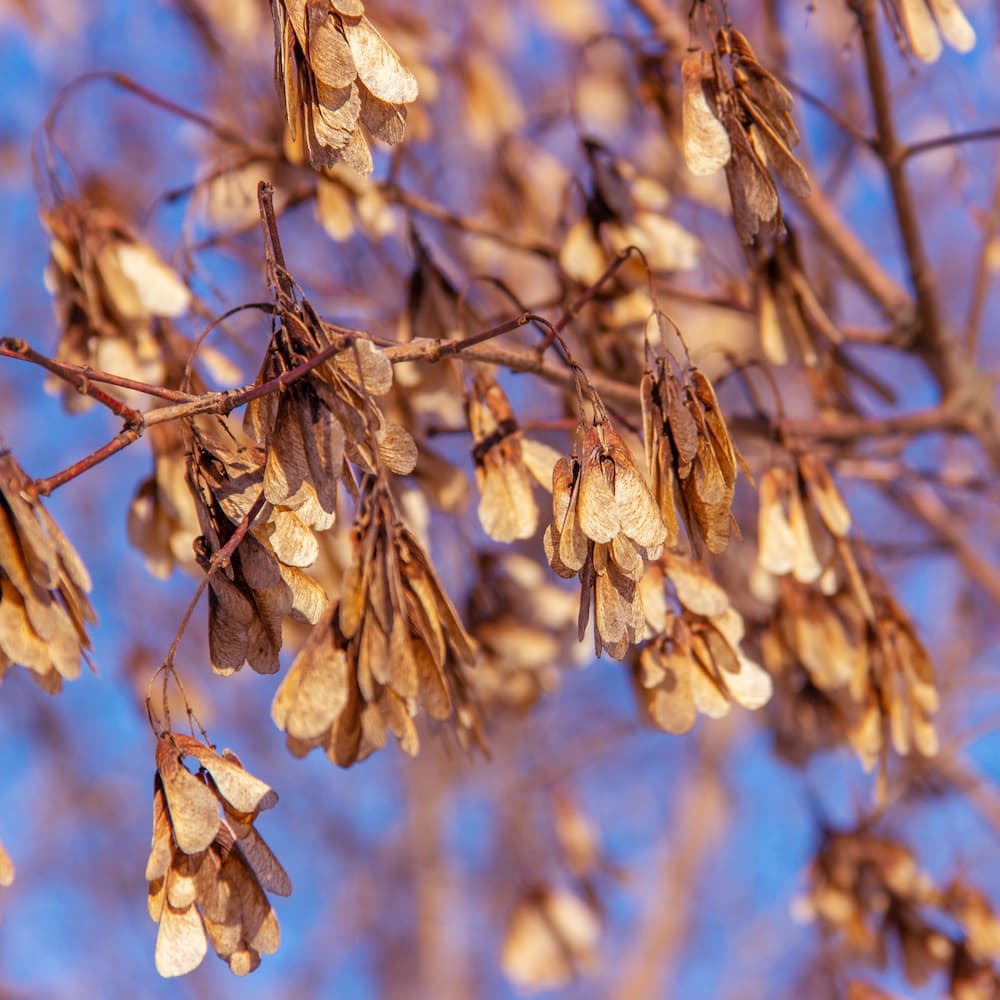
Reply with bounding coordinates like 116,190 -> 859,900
338,558 -> 367,639
332,338 -> 393,394
610,531 -> 643,581
359,85 -> 408,144
300,402 -> 342,515
332,124 -> 374,175
155,901 -> 208,978
305,2 -> 357,88
663,553 -> 730,617
757,469 -> 796,575
692,436 -> 726,507
236,825 -> 292,897
758,283 -> 788,365
245,606 -> 283,675
551,455 -> 575,525
738,95 -> 811,199
691,370 -> 738,486
276,637 -> 349,741
155,739 -> 221,855
638,645 -> 696,734
264,400 -> 310,506
577,454 -> 620,543
377,422 -> 418,475
798,455 -> 851,538
594,569 -> 627,651
342,16 -> 418,105
221,852 -> 281,956
378,688 -> 419,756
666,381 -> 699,470
557,504 -> 590,573
176,737 -> 278,815
724,652 -> 773,710
166,865 -> 203,912
787,486 -> 822,584
114,243 -> 191,317
681,51 -> 731,176
360,699 -> 388,750
690,656 -> 731,719
928,0 -> 975,53
413,546 -> 478,665
312,81 -> 362,151
326,680 -> 364,766
544,523 -> 576,579
207,574 -> 253,674
413,636 -> 452,719
388,612 -> 419,699
520,438 -> 563,491
265,509 -> 319,568
607,433 -> 666,552
146,781 -> 173,882
900,0 -> 943,62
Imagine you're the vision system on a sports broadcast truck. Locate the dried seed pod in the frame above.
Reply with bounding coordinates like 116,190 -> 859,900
559,142 -> 701,285
752,228 -> 844,367
41,199 -> 191,412
754,455 -> 849,588
797,831 -> 988,995
0,451 -> 95,693
188,433 -> 327,675
681,50 -> 732,176
895,0 -> 975,63
545,422 -> 667,659
501,885 -> 601,991
641,360 -> 745,555
0,837 -> 12,891
245,280 -> 415,521
635,603 -> 772,735
272,0 -> 418,173
680,30 -> 810,244
272,484 -> 480,765
147,736 -> 289,979
761,568 -> 938,775
468,374 -> 559,543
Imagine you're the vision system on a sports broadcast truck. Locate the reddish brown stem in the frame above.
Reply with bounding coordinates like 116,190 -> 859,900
162,490 -> 268,670
904,126 -> 1000,162
1,338 -> 195,404
46,71 -> 268,156
32,427 -> 142,497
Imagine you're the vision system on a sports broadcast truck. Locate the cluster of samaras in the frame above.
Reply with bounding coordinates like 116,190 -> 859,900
272,0 -> 419,174
147,736 -> 290,977
799,830 -> 1000,997
681,26 -> 810,245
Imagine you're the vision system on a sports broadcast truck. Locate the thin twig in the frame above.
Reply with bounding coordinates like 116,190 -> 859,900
904,126 -> 1000,162
1,337 -> 196,403
962,161 -> 1000,358
852,0 -> 949,383
383,184 -> 557,259
32,428 -> 142,497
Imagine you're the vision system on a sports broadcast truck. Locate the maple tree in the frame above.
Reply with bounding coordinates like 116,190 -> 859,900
2,0 -> 1000,995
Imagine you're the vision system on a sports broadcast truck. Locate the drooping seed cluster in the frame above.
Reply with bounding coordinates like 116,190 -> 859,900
146,735 -> 290,978
681,27 -> 810,244
271,0 -> 419,174
545,422 -> 667,659
0,452 -> 95,692
272,483 -> 480,764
